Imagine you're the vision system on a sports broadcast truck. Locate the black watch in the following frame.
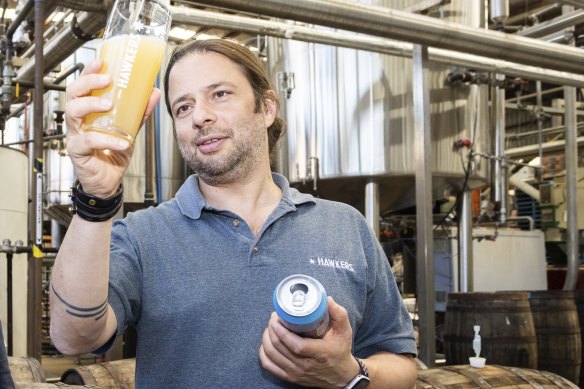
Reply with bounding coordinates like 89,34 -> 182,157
344,357 -> 370,389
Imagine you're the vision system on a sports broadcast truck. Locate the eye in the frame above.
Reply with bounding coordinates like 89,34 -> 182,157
175,104 -> 192,118
214,90 -> 231,99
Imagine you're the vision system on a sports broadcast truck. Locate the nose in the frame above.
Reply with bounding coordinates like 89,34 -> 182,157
191,100 -> 216,129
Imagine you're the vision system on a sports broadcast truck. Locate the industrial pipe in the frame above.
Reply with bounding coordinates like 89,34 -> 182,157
506,136 -> 584,157
412,45 -> 435,368
171,6 -> 584,87
53,62 -> 85,84
364,181 -> 380,238
564,86 -> 579,290
516,10 -> 584,38
16,9 -> 109,82
559,0 -> 584,8
28,0 -> 44,361
181,0 -> 584,74
493,74 -> 508,225
509,175 -> 540,203
144,114 -> 156,206
2,0 -> 34,115
56,0 -> 107,12
458,191 -> 473,292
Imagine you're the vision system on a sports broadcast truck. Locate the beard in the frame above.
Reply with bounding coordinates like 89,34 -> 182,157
177,115 -> 267,186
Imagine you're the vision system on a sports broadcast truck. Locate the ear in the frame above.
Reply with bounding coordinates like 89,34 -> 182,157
262,90 -> 278,127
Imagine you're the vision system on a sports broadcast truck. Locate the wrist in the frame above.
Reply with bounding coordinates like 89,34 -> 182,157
334,357 -> 361,388
70,180 -> 124,222
343,357 -> 369,389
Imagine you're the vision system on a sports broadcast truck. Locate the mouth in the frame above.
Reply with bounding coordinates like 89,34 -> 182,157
195,135 -> 227,154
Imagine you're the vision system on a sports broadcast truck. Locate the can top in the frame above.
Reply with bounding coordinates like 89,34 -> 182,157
274,274 -> 325,317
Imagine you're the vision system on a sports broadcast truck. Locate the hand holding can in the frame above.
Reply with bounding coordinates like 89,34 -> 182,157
83,0 -> 171,142
273,274 -> 331,338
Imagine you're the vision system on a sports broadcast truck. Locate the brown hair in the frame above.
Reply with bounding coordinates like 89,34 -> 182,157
163,38 -> 286,154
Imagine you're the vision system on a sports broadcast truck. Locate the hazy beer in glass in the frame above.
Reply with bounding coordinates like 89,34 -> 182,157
83,0 -> 171,142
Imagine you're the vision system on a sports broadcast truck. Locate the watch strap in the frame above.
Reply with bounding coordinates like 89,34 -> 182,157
355,357 -> 369,377
344,357 -> 370,389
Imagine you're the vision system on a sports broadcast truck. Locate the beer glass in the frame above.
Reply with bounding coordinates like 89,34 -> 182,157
83,0 -> 171,142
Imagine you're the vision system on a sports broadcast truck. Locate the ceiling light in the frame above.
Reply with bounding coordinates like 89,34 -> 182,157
169,27 -> 196,41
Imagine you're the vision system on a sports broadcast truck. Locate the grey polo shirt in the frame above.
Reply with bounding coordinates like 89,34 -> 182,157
107,173 -> 416,388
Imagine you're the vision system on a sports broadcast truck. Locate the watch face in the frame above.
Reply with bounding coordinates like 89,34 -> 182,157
347,375 -> 370,389
353,377 -> 370,389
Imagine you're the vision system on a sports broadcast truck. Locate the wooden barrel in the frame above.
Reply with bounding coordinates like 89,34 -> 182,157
415,358 -> 428,370
8,357 -> 46,383
60,358 -> 135,389
574,290 -> 584,387
15,384 -> 98,388
528,290 -> 581,386
444,292 -> 537,368
417,365 -> 579,388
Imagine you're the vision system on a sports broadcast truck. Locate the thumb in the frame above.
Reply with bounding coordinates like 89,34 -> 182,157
327,296 -> 352,335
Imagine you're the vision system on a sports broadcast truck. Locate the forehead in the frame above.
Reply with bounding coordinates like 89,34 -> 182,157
168,52 -> 251,93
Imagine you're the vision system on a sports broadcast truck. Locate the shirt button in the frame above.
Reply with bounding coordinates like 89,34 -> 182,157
232,219 -> 240,227
252,245 -> 259,253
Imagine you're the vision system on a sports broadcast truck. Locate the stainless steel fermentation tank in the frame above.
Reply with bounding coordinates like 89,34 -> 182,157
269,0 -> 490,213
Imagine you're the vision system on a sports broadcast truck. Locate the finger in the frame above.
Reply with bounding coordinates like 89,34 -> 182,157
270,313 -> 321,357
66,97 -> 112,125
327,297 -> 352,335
66,73 -> 112,102
259,344 -> 290,382
143,88 -> 162,120
79,59 -> 104,76
266,314 -> 300,365
67,129 -> 131,157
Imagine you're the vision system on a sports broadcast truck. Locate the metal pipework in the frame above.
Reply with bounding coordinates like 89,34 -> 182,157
181,0 -> 584,74
364,181 -> 380,239
2,0 -> 34,115
516,10 -> 584,38
490,0 -> 509,24
564,86 -> 579,290
492,74 -> 508,225
458,191 -> 473,292
28,0 -> 44,361
559,0 -> 584,8
56,0 -> 107,12
16,8 -> 109,82
171,6 -> 584,88
53,63 -> 85,84
412,45 -> 435,368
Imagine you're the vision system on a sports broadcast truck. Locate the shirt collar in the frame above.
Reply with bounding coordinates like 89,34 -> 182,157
175,172 -> 316,220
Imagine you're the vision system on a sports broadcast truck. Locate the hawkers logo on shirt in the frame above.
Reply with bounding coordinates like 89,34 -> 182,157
309,257 -> 355,271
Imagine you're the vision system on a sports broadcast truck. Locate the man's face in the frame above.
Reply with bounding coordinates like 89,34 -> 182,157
168,52 -> 276,185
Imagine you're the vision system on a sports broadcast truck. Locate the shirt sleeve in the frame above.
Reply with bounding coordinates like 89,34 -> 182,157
353,223 -> 418,358
107,219 -> 144,339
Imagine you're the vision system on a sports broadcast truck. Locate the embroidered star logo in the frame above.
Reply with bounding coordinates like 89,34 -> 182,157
309,258 -> 316,264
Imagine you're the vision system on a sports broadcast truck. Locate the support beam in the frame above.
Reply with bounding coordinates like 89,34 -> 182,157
413,45 -> 435,368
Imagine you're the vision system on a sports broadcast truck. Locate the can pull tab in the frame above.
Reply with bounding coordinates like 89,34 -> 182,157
290,283 -> 309,307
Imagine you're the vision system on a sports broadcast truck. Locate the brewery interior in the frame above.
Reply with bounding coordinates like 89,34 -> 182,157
1,0 -> 584,387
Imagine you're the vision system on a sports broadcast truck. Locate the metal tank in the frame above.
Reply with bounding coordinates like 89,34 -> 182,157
0,147 -> 28,356
268,0 -> 490,213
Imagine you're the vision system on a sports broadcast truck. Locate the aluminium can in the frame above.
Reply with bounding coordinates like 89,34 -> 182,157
273,274 -> 330,338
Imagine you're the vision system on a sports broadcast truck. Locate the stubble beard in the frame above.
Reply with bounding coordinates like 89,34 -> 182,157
177,115 -> 267,186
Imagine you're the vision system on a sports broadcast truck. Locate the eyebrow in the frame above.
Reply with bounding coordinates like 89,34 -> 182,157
170,81 -> 238,109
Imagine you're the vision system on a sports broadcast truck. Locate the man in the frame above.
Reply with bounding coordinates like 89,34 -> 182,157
50,38 -> 417,388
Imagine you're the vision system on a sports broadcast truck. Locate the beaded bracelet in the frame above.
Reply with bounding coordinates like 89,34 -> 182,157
70,180 -> 123,222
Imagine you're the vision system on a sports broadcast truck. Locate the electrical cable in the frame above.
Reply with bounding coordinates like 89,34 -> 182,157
433,87 -> 479,232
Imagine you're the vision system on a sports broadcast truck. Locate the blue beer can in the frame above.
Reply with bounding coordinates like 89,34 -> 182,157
273,274 -> 330,338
